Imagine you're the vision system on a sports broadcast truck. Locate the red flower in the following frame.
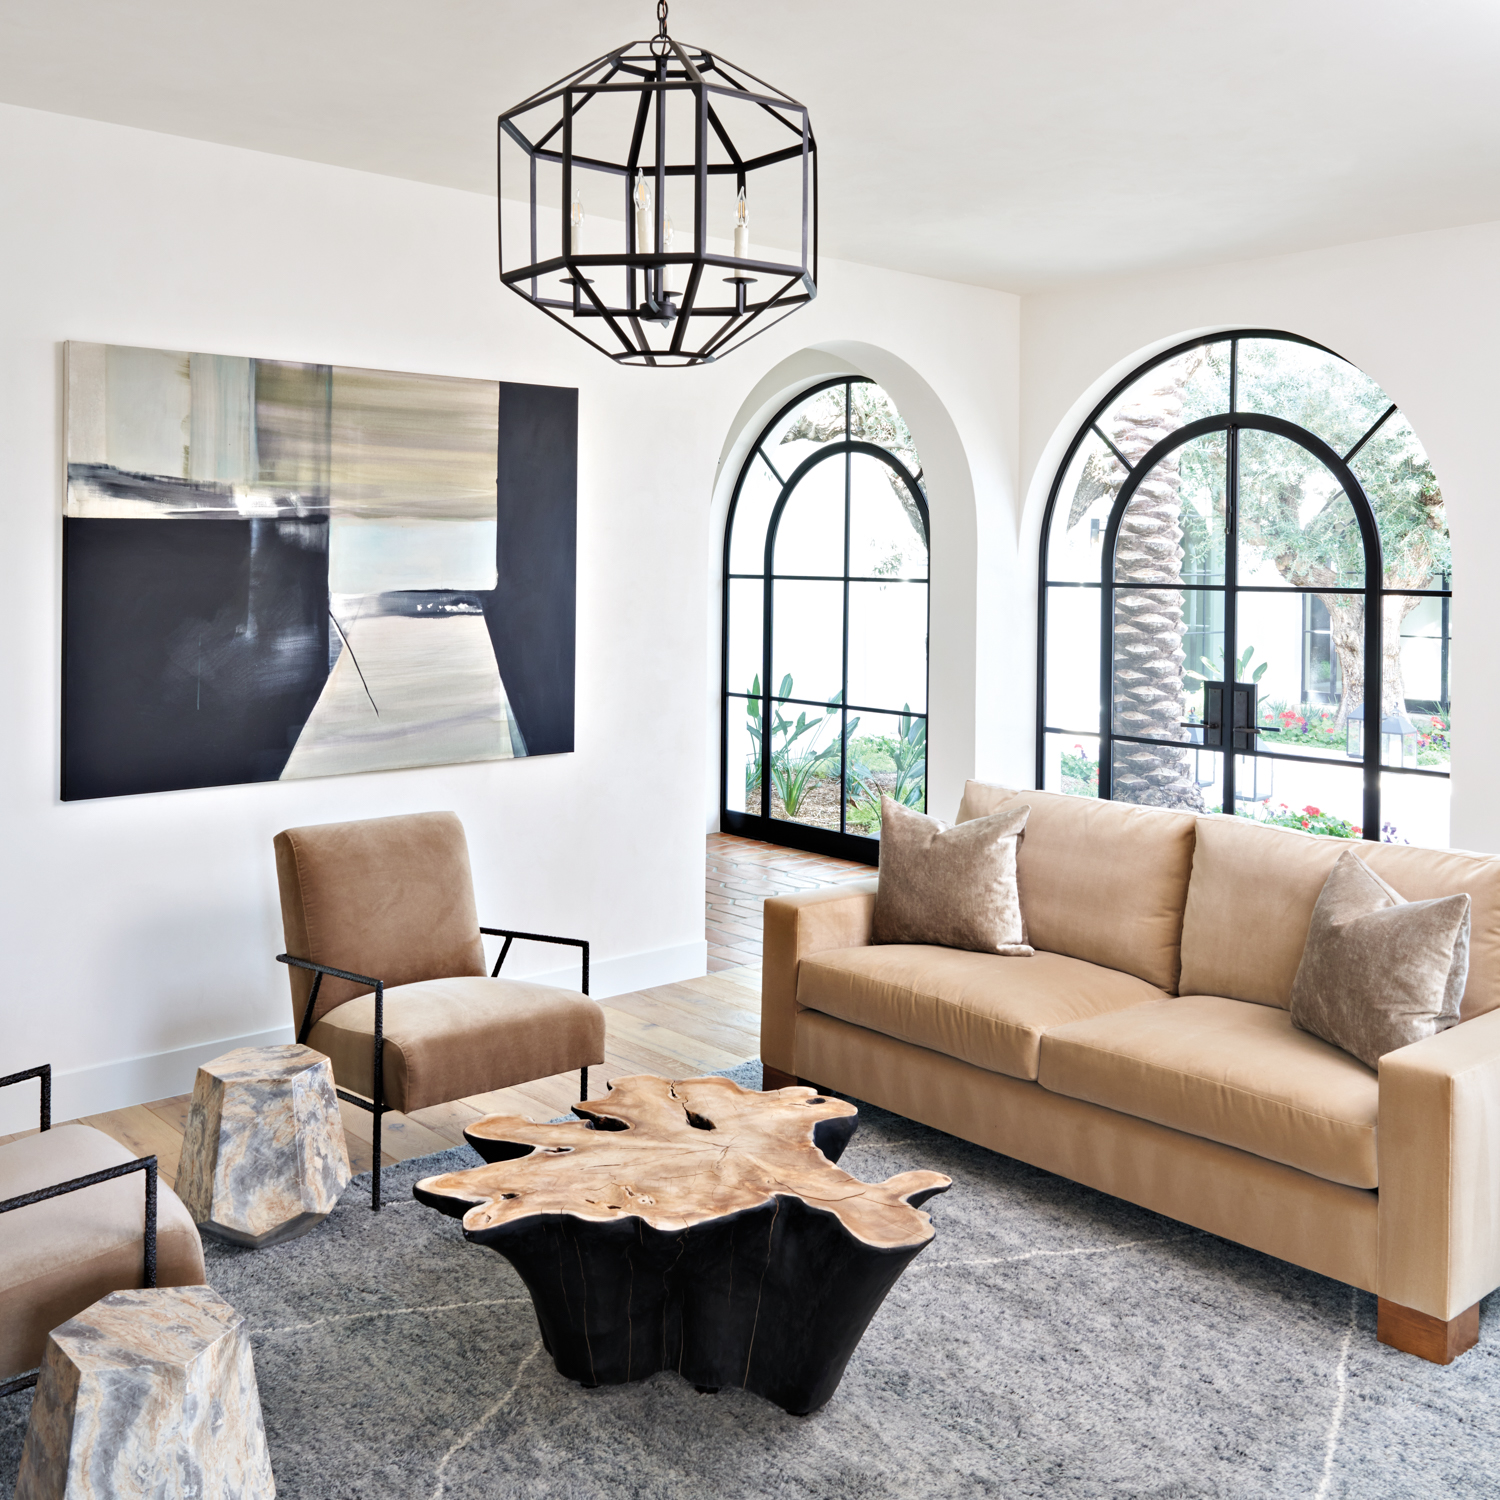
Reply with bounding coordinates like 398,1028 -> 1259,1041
1303,805 -> 1321,816
1300,820 -> 1310,828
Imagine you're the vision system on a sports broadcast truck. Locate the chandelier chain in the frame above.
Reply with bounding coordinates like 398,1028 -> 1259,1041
656,1 -> 668,39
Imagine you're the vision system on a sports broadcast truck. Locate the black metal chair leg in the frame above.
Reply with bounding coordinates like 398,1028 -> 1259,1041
580,1065 -> 589,1102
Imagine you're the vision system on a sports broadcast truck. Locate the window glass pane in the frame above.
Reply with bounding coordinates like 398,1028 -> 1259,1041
1238,589 -> 1357,763
725,695 -> 759,814
849,453 -> 927,578
766,697 -> 843,830
1384,594 -> 1451,770
728,450 -> 780,574
847,709 -> 927,835
847,580 -> 926,713
1239,762 -> 1365,838
848,383 -> 921,485
1237,430 -> 1364,589
1113,740 -> 1219,813
762,383 -> 846,474
1047,430 -> 1124,582
1112,587 -> 1222,746
1098,341 -> 1230,463
1044,586 -> 1101,732
771,456 -> 844,577
726,577 -> 763,700
1236,339 -> 1391,456
1379,772 -> 1450,849
1114,431 -> 1226,586
1350,411 -> 1450,591
1044,731 -> 1099,799
770,579 -> 843,704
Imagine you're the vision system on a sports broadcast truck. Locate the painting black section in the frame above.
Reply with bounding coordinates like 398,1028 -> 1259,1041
484,382 -> 577,756
63,518 -> 330,800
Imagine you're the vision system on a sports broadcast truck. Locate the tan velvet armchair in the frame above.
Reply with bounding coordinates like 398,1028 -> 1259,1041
273,811 -> 605,1209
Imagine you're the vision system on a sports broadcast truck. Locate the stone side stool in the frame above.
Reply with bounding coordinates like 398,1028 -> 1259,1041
178,1043 -> 351,1247
15,1284 -> 275,1499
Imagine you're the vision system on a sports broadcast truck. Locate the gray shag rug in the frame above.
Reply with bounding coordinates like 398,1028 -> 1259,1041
3,1061 -> 1497,1497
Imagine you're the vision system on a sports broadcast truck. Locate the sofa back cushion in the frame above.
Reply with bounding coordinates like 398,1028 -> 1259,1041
1179,816 -> 1500,1020
956,782 -> 1196,992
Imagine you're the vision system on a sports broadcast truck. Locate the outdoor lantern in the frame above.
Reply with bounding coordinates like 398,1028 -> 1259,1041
1346,706 -> 1421,768
495,0 -> 817,367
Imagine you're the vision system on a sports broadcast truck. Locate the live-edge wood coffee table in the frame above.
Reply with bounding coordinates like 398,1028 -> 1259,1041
414,1074 -> 950,1414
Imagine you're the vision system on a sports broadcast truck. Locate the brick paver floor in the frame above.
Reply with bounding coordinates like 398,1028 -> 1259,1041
705,833 -> 873,971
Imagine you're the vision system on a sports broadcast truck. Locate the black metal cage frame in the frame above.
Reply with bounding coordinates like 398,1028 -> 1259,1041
1036,329 -> 1453,837
721,377 -> 931,863
497,18 -> 817,367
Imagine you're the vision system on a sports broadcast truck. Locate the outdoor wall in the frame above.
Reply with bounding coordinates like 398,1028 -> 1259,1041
0,102 -> 1019,1129
1018,220 -> 1500,854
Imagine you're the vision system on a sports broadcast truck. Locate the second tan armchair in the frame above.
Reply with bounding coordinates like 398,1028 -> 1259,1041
273,811 -> 605,1208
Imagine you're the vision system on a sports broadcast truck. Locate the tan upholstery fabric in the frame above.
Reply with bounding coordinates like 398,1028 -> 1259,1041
308,975 -> 605,1114
955,781 -> 1196,992
760,881 -> 878,1074
1038,995 -> 1379,1188
797,945 -> 1167,1081
1291,850 -> 1470,1068
1377,1008 -> 1500,1320
872,799 -> 1032,955
0,1125 -> 205,1381
794,1010 -> 1378,1294
1179,816 -> 1500,1018
275,811 -> 488,1030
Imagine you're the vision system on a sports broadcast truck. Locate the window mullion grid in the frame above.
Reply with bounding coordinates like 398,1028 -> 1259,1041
840,382 -> 852,835
1223,418 -> 1239,812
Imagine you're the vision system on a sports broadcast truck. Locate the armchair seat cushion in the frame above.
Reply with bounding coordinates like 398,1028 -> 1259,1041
797,946 -> 1168,1082
308,976 -> 606,1113
1038,995 -> 1380,1189
0,1124 -> 205,1381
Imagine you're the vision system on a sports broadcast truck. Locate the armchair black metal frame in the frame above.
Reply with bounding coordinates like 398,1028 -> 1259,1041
0,1064 -> 158,1398
278,929 -> 591,1212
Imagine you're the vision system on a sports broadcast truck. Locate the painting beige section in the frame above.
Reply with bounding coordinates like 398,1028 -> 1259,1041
15,1285 -> 275,1499
281,614 -> 516,779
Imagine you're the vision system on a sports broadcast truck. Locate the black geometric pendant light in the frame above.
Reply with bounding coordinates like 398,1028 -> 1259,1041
496,1 -> 817,367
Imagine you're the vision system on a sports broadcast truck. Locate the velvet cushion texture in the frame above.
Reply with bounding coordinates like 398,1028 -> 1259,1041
872,797 -> 1033,955
1290,849 -> 1471,1069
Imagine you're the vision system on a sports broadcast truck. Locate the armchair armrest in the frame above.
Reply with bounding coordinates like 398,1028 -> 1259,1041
0,1151 -> 157,1396
761,881 -> 879,1076
1378,1007 -> 1500,1320
0,1064 -> 50,1132
277,953 -> 383,1045
482,928 -> 591,996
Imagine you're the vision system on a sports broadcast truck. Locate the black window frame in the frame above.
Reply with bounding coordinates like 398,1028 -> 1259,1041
1037,330 -> 1452,840
721,376 -> 931,863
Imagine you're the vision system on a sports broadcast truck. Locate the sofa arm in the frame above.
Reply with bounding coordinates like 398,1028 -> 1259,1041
1378,1007 -> 1500,1320
761,881 -> 879,1075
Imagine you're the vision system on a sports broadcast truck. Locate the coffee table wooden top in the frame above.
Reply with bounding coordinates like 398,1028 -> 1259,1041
416,1074 -> 950,1248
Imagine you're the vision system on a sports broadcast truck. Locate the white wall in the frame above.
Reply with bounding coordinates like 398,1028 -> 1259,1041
0,103 -> 1019,1129
1018,221 -> 1500,853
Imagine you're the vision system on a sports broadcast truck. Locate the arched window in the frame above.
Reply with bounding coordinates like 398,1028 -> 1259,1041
722,378 -> 930,860
1038,331 -> 1452,846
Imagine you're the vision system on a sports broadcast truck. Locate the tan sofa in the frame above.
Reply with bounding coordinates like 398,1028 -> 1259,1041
761,783 -> 1500,1364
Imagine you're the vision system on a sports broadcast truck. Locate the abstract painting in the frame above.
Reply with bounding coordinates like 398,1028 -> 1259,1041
62,343 -> 576,800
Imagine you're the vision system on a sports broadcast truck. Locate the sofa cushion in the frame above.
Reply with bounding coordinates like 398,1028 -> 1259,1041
308,975 -> 606,1114
955,781 -> 1196,992
1180,816 -> 1500,1019
1037,995 -> 1379,1188
0,1125 -> 205,1380
797,945 -> 1168,1082
872,798 -> 1032,955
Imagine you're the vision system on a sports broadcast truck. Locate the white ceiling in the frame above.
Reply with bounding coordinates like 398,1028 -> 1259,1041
3,0 -> 1499,292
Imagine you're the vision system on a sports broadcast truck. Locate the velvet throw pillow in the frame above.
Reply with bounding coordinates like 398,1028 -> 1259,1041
871,797 -> 1034,956
1290,848 -> 1470,1069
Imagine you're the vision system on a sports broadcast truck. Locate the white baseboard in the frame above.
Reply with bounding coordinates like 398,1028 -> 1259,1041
0,1024 -> 297,1136
0,941 -> 711,1133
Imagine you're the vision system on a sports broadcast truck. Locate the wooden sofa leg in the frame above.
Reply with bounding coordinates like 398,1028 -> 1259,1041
761,1063 -> 799,1091
1377,1298 -> 1480,1364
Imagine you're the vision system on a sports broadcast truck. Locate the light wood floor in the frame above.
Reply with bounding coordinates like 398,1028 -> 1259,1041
1,965 -> 764,1187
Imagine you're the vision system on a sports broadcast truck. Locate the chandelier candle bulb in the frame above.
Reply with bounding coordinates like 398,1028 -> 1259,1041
734,186 -> 749,259
634,175 -> 652,253
570,190 -> 583,255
